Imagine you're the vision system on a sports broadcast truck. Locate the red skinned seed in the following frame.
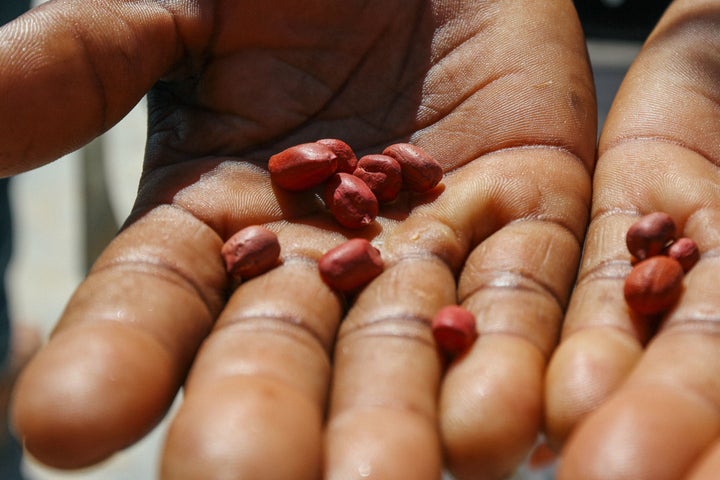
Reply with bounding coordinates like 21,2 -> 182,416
318,238 -> 384,293
431,305 -> 477,357
664,237 -> 700,272
221,225 -> 281,281
382,143 -> 443,193
626,212 -> 677,261
268,142 -> 338,191
316,138 -> 358,174
324,173 -> 379,229
353,154 -> 403,203
623,256 -> 684,315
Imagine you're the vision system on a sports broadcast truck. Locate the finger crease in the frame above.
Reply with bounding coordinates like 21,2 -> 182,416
698,247 -> 720,260
460,269 -> 565,311
662,316 -> 720,338
391,250 -> 459,274
602,135 -> 718,168
90,259 -> 217,318
511,214 -> 586,248
338,313 -> 435,348
479,143 -> 591,176
590,207 -> 641,223
68,19 -> 109,133
481,330 -> 552,360
575,259 -> 631,286
216,312 -> 332,356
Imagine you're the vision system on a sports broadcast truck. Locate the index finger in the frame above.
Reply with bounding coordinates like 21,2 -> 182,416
12,204 -> 228,468
0,0 -> 208,173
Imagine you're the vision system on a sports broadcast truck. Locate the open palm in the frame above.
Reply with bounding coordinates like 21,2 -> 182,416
4,1 -> 596,479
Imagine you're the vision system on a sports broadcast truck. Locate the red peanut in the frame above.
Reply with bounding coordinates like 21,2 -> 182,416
324,173 -> 379,229
431,305 -> 477,357
626,212 -> 677,261
268,143 -> 338,191
353,154 -> 403,203
663,237 -> 700,272
623,256 -> 684,315
317,138 -> 358,174
221,225 -> 281,280
318,238 -> 384,293
382,143 -> 443,193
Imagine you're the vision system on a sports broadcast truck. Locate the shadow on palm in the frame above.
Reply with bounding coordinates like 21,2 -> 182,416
126,1 -> 445,243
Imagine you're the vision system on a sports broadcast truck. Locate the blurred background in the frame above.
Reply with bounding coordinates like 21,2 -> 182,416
2,0 -> 672,479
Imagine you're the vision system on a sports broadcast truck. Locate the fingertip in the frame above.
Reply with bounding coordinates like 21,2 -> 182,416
325,409 -> 442,480
557,386 -> 720,480
545,328 -> 641,448
11,324 -> 179,469
162,378 -> 322,480
440,335 -> 544,480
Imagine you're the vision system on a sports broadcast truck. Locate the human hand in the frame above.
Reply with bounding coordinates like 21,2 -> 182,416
545,0 -> 720,478
5,1 -> 596,478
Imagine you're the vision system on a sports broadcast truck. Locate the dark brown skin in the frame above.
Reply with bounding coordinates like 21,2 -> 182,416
1,1 -> 596,479
546,2 -> 720,479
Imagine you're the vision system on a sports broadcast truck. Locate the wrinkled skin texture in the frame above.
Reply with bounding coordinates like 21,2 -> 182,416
546,1 -> 720,479
2,1 -> 595,479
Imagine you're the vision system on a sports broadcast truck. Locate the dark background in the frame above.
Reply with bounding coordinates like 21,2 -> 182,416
574,0 -> 674,40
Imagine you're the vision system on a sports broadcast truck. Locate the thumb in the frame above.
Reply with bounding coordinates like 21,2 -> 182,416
0,0 -> 211,175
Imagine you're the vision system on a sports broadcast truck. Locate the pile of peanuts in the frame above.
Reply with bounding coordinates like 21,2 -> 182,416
268,139 -> 443,229
223,139 -> 443,292
623,212 -> 700,315
220,139 -> 477,358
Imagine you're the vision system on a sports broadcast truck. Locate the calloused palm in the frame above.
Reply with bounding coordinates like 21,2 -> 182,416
3,1 -> 595,479
545,1 -> 720,479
